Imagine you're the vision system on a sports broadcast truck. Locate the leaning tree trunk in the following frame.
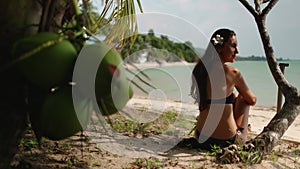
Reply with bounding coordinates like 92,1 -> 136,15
0,1 -> 41,168
239,0 -> 300,154
217,1 -> 300,163
253,102 -> 300,153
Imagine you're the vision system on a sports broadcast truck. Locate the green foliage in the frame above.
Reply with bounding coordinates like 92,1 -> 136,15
19,138 -> 38,150
7,0 -> 139,141
209,144 -> 221,156
108,110 -> 178,137
217,144 -> 263,165
235,55 -> 290,61
0,0 -> 144,168
132,158 -> 162,169
121,30 -> 200,63
93,0 -> 143,50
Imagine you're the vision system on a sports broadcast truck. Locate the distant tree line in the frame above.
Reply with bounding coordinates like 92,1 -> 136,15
236,55 -> 266,61
120,29 -> 290,63
235,55 -> 289,61
121,29 -> 199,63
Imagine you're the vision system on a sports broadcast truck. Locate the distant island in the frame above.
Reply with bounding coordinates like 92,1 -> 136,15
122,30 -> 292,63
121,29 -> 199,63
235,55 -> 290,61
195,48 -> 291,62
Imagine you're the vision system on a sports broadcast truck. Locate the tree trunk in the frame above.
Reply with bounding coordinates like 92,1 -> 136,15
240,0 -> 300,155
0,0 -> 74,167
250,102 -> 300,154
217,1 -> 300,163
249,6 -> 300,154
0,1 -> 41,168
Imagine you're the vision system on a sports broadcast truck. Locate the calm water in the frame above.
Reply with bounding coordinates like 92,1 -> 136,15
229,61 -> 300,106
130,61 -> 300,107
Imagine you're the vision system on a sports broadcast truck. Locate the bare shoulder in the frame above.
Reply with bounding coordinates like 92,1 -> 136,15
225,64 -> 240,76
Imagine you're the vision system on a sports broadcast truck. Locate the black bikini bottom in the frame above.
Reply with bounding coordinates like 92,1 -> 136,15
195,130 -> 236,151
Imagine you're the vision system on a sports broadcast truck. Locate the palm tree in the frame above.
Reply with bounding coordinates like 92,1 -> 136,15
0,0 -> 142,168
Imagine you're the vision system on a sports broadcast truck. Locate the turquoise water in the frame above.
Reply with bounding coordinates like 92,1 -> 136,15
130,61 -> 300,107
228,61 -> 300,106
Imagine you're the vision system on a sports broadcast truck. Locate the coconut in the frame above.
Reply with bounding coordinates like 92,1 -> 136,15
94,45 -> 133,115
12,32 -> 77,88
39,86 -> 93,140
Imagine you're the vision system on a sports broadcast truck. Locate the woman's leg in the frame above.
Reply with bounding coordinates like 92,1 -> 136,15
233,94 -> 250,143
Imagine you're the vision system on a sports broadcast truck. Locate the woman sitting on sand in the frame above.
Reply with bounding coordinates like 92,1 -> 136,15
190,28 -> 256,150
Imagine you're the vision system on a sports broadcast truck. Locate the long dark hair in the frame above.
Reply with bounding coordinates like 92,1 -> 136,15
190,28 -> 236,111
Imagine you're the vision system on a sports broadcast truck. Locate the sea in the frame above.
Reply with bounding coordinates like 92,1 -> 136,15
129,60 -> 300,107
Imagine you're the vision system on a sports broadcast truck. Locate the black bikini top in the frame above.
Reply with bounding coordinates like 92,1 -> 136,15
207,93 -> 234,104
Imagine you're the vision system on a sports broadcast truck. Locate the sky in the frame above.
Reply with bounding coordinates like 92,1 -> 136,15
94,0 -> 300,59
139,0 -> 300,59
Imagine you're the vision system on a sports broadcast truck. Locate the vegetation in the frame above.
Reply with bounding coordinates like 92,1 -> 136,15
0,0 -> 142,168
130,158 -> 163,169
235,55 -> 290,61
1,0 -> 299,168
107,110 -> 178,138
121,29 -> 291,63
12,129 -> 300,168
121,29 -> 199,63
218,0 -> 300,162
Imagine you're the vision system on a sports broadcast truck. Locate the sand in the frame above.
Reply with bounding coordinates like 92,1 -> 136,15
126,97 -> 300,143
12,96 -> 300,169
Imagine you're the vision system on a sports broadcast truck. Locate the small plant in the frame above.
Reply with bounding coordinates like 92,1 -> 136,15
61,143 -> 71,149
94,145 -> 102,153
268,151 -> 278,162
19,138 -> 38,150
64,155 -> 78,167
63,155 -> 88,168
92,161 -> 101,167
130,158 -> 162,169
217,143 -> 263,164
210,144 -> 221,156
162,111 -> 177,122
108,111 -> 178,138
293,148 -> 300,167
294,148 -> 300,155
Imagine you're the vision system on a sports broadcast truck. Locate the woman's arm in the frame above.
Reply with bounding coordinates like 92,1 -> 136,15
234,70 -> 256,105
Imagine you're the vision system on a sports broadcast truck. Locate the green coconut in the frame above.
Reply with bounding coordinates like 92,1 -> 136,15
94,46 -> 124,98
74,42 -> 133,116
39,87 -> 93,140
12,32 -> 77,88
98,84 -> 133,116
93,44 -> 134,116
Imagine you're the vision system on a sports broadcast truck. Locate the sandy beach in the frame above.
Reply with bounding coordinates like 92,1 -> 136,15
12,96 -> 300,169
12,62 -> 300,169
126,97 -> 300,143
124,61 -> 300,143
124,60 -> 195,70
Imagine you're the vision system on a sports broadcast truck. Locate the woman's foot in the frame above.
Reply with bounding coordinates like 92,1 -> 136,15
247,124 -> 252,133
237,124 -> 251,133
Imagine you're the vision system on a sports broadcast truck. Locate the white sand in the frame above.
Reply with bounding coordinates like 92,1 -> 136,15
127,97 -> 300,143
124,61 -> 195,70
249,106 -> 300,143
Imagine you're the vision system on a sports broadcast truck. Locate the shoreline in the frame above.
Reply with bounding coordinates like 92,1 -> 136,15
127,96 -> 300,143
124,60 -> 195,70
124,61 -> 300,142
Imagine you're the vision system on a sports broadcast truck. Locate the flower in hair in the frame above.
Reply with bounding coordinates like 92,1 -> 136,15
212,34 -> 224,46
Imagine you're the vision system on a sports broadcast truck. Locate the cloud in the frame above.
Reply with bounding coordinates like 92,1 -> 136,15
139,0 -> 300,59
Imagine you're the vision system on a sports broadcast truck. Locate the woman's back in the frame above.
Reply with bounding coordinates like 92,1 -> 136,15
192,28 -> 256,149
197,65 -> 241,140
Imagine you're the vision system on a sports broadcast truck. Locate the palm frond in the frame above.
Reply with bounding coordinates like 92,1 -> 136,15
92,0 -> 143,52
